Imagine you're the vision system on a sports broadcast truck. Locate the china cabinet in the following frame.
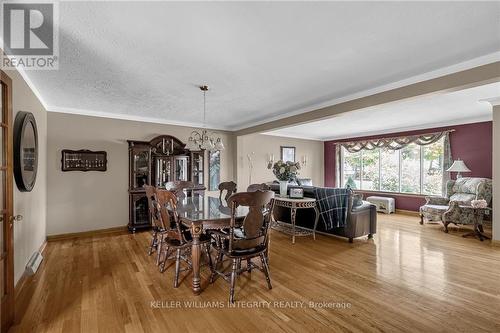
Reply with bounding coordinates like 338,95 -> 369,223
127,135 -> 206,231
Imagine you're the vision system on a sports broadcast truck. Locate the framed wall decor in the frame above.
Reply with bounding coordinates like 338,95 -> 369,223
281,146 -> 296,162
289,188 -> 304,199
61,149 -> 107,172
13,111 -> 38,192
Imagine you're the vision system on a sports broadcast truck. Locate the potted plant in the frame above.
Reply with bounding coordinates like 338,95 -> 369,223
267,160 -> 301,197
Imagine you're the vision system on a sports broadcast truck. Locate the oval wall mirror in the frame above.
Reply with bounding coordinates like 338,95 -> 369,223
14,111 -> 38,192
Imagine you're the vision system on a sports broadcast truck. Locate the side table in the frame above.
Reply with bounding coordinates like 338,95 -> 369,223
461,206 -> 491,242
271,196 -> 319,244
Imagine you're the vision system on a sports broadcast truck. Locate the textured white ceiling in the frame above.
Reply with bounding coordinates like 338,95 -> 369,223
264,82 -> 500,140
22,1 -> 500,130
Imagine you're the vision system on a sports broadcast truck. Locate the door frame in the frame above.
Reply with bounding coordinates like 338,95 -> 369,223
0,70 -> 14,332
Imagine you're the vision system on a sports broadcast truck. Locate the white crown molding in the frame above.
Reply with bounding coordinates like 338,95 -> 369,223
315,115 -> 492,142
46,106 -> 232,131
480,97 -> 500,107
235,52 -> 500,131
261,132 -> 324,142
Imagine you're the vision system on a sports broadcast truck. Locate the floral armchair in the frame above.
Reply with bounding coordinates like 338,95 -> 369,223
419,177 -> 492,232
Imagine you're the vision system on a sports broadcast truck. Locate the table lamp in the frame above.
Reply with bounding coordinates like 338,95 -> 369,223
446,159 -> 471,179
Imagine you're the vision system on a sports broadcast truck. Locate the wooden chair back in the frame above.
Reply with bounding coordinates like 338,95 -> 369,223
155,189 -> 186,243
144,185 -> 164,230
247,183 -> 270,192
227,191 -> 274,253
218,181 -> 237,201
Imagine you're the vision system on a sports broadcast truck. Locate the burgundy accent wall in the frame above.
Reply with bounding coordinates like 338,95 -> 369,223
324,121 -> 492,211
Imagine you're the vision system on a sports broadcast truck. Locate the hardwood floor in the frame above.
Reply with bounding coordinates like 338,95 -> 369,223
9,214 -> 500,333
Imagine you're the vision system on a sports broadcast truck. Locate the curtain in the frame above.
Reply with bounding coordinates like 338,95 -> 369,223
335,144 -> 341,187
442,132 -> 452,196
339,130 -> 453,153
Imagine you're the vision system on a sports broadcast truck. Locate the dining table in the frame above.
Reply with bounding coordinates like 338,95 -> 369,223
171,193 -> 249,295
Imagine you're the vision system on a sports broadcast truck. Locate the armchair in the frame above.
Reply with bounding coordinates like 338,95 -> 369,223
419,177 -> 492,232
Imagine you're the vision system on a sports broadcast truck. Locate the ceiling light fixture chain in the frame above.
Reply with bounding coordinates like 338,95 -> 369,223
202,85 -> 207,128
186,85 -> 224,152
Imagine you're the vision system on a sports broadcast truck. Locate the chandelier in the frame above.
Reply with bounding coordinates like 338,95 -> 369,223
186,85 -> 224,151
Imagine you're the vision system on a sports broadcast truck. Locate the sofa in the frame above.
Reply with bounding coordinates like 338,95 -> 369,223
419,177 -> 492,232
268,184 -> 377,242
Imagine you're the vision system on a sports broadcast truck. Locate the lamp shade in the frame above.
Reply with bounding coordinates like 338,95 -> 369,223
200,139 -> 214,151
214,138 -> 225,151
446,159 -> 471,173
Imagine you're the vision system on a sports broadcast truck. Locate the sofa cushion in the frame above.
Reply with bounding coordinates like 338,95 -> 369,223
297,178 -> 313,186
422,204 -> 448,210
352,201 -> 373,212
452,178 -> 482,195
449,193 -> 475,205
272,179 -> 299,186
420,204 -> 448,221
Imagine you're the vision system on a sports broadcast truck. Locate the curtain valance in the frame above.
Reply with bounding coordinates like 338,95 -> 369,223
334,130 -> 453,194
339,130 -> 453,153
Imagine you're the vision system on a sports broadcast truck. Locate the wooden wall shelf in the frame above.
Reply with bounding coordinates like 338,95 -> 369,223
61,149 -> 107,172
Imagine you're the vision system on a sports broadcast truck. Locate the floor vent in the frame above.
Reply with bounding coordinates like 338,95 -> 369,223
26,251 -> 43,276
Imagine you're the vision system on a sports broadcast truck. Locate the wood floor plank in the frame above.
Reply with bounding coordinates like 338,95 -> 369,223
10,214 -> 500,333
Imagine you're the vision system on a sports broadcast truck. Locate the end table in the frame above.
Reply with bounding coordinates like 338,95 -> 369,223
460,206 -> 492,241
271,196 -> 319,244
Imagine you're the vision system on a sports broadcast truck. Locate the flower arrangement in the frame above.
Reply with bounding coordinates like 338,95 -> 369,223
471,199 -> 488,209
267,160 -> 300,181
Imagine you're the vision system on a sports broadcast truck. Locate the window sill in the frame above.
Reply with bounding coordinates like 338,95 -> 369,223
352,190 -> 438,199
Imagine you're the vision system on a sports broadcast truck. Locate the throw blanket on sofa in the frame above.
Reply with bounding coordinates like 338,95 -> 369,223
314,187 -> 350,230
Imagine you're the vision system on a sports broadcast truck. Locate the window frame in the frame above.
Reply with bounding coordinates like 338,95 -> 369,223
340,141 -> 444,196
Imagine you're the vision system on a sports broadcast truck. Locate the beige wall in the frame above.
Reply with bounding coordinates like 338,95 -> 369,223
493,105 -> 500,242
46,112 -> 236,235
5,69 -> 48,285
236,134 -> 324,191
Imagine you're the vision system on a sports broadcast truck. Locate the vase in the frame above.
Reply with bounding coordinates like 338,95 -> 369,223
279,180 -> 288,197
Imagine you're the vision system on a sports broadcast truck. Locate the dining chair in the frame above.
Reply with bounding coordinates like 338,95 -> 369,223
218,181 -> 237,201
144,185 -> 165,264
155,189 -> 213,287
210,190 -> 274,303
247,183 -> 270,192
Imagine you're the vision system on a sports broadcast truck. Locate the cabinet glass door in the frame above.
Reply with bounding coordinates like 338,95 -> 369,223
192,152 -> 204,185
133,195 -> 149,226
175,156 -> 189,181
155,157 -> 172,187
133,150 -> 149,188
